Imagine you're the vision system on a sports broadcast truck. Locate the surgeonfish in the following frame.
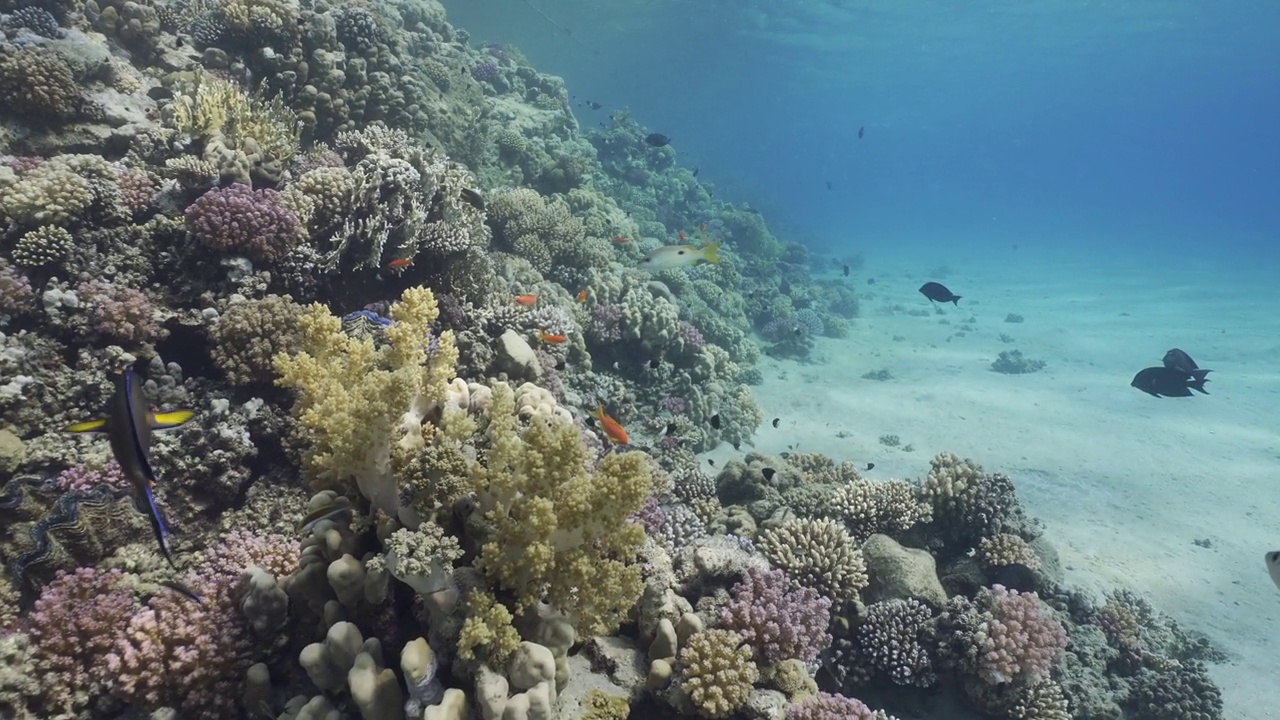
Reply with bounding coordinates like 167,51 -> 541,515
1266,551 -> 1280,591
64,370 -> 194,566
638,242 -> 720,271
919,281 -> 961,306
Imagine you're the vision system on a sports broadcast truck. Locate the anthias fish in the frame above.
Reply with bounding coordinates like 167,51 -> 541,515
589,403 -> 629,445
919,281 -> 961,306
1130,366 -> 1208,398
638,242 -> 719,271
65,371 -> 194,566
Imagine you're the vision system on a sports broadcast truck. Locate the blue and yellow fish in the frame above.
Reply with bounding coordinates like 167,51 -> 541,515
64,370 -> 193,566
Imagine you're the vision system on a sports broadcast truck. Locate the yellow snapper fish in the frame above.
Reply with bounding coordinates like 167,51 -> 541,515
1267,551 -> 1280,591
64,370 -> 194,566
638,241 -> 720,271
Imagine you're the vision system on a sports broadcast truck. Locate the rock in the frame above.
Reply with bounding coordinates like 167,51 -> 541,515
582,635 -> 646,697
743,688 -> 789,720
861,533 -> 947,606
1030,534 -> 1064,586
495,329 -> 541,381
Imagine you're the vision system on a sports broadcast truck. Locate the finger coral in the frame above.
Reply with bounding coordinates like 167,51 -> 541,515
758,518 -> 868,603
720,566 -> 832,665
184,184 -> 303,263
787,691 -> 897,720
678,628 -> 759,719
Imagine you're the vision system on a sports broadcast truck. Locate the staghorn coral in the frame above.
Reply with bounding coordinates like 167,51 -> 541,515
185,184 -> 303,263
163,69 -> 300,168
853,598 -> 937,687
720,566 -> 831,665
210,294 -> 306,385
274,286 -> 458,516
757,518 -> 868,602
678,629 -> 759,719
470,382 -> 652,635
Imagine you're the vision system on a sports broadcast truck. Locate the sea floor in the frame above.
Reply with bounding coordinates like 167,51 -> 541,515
707,251 -> 1280,719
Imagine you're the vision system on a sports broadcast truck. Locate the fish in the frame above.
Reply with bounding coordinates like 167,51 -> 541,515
1162,348 -> 1211,383
613,236 -> 629,244
708,458 -> 716,467
826,180 -> 832,190
664,423 -> 677,436
648,358 -> 660,370
1130,366 -> 1208,397
771,418 -> 780,428
858,125 -> 865,139
536,331 -> 567,344
1266,551 -> 1280,591
919,281 -> 961,306
867,278 -> 876,285
576,289 -> 589,303
645,133 -> 671,147
64,371 -> 194,567
175,35 -> 185,47
709,412 -> 721,429
638,242 -> 720,271
589,403 -> 629,445
679,230 -> 685,241
160,579 -> 206,604
387,257 -> 413,272
761,467 -> 776,482
514,294 -> 537,306
460,187 -> 486,211
692,166 -> 700,178
585,100 -> 604,110
864,463 -> 875,471
842,265 -> 849,277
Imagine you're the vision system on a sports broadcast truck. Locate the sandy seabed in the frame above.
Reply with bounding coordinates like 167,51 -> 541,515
707,251 -> 1280,719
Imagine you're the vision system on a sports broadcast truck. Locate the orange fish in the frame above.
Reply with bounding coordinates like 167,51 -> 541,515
387,257 -> 413,272
537,331 -> 567,344
589,402 -> 629,445
576,289 -> 589,303
678,230 -> 685,241
701,222 -> 707,232
514,294 -> 537,306
613,236 -> 629,244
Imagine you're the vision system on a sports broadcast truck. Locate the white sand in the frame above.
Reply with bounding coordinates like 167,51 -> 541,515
718,252 -> 1279,718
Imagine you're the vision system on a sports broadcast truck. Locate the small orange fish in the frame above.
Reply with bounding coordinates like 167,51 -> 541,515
576,289 -> 589,303
678,230 -> 685,241
589,402 -> 629,445
514,294 -> 537,306
387,257 -> 413,272
537,331 -> 567,344
701,222 -> 707,232
613,236 -> 629,244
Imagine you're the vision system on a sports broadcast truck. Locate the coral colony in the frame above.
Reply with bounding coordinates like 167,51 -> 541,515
0,1 -> 1224,719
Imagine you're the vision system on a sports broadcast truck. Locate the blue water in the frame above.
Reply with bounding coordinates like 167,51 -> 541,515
443,0 -> 1280,265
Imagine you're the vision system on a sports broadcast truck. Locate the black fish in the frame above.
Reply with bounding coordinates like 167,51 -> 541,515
991,563 -> 1037,593
761,467 -> 776,482
708,458 -> 716,467
710,412 -> 721,429
160,579 -> 206,604
175,35 -> 185,47
1130,366 -> 1208,397
826,180 -> 832,190
864,463 -> 874,471
858,125 -> 865,139
867,278 -> 876,285
732,441 -> 740,450
645,133 -> 671,147
842,265 -> 849,277
692,166 -> 700,178
1162,348 -> 1211,382
460,187 -> 486,211
919,281 -> 961,306
664,423 -> 677,436
586,100 -> 604,110
649,358 -> 660,370
771,418 -> 780,428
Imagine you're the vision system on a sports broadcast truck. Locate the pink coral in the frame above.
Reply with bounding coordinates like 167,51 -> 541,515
677,320 -> 706,350
657,395 -> 686,415
188,529 -> 298,601
27,567 -> 139,712
587,302 -> 623,342
977,584 -> 1068,685
0,259 -> 35,315
184,184 -> 301,263
115,167 -> 156,215
53,460 -> 131,493
788,692 -> 885,720
76,280 -> 159,343
721,566 -> 831,665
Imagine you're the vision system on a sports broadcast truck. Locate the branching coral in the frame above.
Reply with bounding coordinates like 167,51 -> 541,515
720,566 -> 831,665
757,518 -> 868,603
939,585 -> 1067,687
678,629 -> 759,719
273,286 -> 458,516
921,452 -> 1027,549
831,477 -> 932,542
211,294 -> 306,385
470,382 -> 652,635
184,184 -> 303,263
854,598 -> 937,687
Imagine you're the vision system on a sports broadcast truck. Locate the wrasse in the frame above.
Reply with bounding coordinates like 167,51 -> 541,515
64,370 -> 194,567
576,289 -> 589,303
589,402 -> 629,445
537,331 -> 567,344
514,294 -> 538,306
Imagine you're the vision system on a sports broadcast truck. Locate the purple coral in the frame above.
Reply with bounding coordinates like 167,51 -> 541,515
788,692 -> 884,720
587,302 -> 623,342
472,58 -> 500,83
677,320 -> 706,350
53,460 -> 130,493
657,395 -> 686,415
721,566 -> 832,665
115,167 -> 155,215
184,184 -> 301,264
76,280 -> 159,343
978,585 -> 1068,685
0,259 -> 36,315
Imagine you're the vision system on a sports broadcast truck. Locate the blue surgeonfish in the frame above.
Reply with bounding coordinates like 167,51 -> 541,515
64,370 -> 194,566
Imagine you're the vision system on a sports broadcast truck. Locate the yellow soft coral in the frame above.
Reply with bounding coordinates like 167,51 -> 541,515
273,286 -> 457,517
471,384 -> 651,636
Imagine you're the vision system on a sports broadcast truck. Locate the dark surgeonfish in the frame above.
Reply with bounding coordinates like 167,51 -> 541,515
645,133 -> 671,147
1130,366 -> 1208,397
1163,348 -> 1211,383
64,371 -> 194,566
1266,551 -> 1280,591
919,281 -> 961,306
